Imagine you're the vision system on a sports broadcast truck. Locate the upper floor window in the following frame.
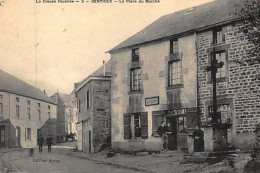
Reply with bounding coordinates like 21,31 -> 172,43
0,95 -> 3,100
170,40 -> 179,54
38,110 -> 41,121
78,99 -> 81,113
211,51 -> 227,80
168,60 -> 182,86
132,48 -> 139,62
27,100 -> 30,105
213,27 -> 225,44
16,98 -> 19,102
0,103 -> 2,116
130,68 -> 142,91
38,103 -> 41,108
27,108 -> 31,120
16,105 -> 19,118
86,90 -> 90,109
48,105 -> 50,110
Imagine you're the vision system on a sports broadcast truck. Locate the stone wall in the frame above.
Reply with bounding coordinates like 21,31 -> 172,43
197,23 -> 260,149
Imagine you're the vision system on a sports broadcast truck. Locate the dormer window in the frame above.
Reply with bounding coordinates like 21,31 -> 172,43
170,40 -> 179,54
132,48 -> 139,62
213,27 -> 225,44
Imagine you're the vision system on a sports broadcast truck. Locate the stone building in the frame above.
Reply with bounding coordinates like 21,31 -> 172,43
0,70 -> 57,148
51,92 -> 78,140
108,0 -> 260,152
75,61 -> 111,153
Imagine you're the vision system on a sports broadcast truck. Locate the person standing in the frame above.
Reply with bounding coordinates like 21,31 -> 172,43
46,134 -> 53,153
37,134 -> 44,153
157,121 -> 169,151
193,126 -> 204,152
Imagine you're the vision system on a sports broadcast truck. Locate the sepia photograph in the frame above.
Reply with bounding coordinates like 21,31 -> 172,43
0,0 -> 260,172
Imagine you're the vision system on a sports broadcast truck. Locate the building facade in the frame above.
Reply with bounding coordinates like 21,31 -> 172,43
108,0 -> 260,151
51,92 -> 78,140
75,61 -> 111,153
0,70 -> 57,148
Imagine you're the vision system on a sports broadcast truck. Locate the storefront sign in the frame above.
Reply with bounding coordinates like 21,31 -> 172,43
145,96 -> 159,106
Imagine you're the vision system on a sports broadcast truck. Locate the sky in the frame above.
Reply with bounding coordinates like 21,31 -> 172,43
0,0 -> 214,96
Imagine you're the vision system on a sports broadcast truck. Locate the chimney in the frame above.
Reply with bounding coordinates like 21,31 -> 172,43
103,60 -> 106,76
43,90 -> 46,94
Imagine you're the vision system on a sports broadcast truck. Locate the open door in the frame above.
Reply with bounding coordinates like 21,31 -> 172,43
167,118 -> 177,150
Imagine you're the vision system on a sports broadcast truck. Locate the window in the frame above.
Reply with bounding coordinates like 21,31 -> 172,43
0,126 -> 5,143
48,112 -> 51,119
169,60 -> 182,86
208,104 -> 231,124
48,105 -> 50,110
16,105 -> 19,118
213,27 -> 225,44
27,108 -> 31,120
0,95 -> 2,100
27,100 -> 30,105
26,128 -> 31,140
130,68 -> 142,91
0,103 -> 2,116
178,116 -> 187,133
38,103 -> 40,107
16,97 -> 19,102
211,51 -> 227,79
132,48 -> 139,62
38,110 -> 41,121
78,99 -> 81,113
170,40 -> 179,54
123,112 -> 148,139
87,90 -> 90,109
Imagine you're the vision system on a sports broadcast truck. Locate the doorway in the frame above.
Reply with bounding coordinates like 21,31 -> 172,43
16,126 -> 21,147
167,118 -> 177,150
0,126 -> 5,148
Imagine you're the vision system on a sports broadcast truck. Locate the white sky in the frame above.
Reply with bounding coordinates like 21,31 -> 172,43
0,0 -> 214,96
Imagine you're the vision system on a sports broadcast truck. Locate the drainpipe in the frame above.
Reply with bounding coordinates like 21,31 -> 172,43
8,93 -> 11,147
194,32 -> 201,127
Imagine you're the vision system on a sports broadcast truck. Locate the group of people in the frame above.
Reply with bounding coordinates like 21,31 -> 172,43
37,134 -> 53,153
157,121 -> 204,152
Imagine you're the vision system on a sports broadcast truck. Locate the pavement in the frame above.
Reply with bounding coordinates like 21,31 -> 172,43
0,142 -> 254,173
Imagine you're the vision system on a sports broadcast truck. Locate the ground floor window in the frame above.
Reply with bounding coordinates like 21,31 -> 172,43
0,126 -> 5,143
124,112 -> 148,139
25,128 -> 31,140
208,104 -> 231,123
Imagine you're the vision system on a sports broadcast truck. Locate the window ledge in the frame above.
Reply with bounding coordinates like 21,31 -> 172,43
167,84 -> 184,90
207,77 -> 228,84
208,43 -> 230,53
128,90 -> 143,95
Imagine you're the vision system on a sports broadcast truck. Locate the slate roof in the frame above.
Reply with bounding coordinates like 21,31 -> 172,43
108,0 -> 243,53
0,70 -> 56,104
51,92 -> 74,107
75,59 -> 112,92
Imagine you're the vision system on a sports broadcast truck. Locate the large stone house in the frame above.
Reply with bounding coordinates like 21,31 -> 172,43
75,61 -> 111,153
0,70 -> 57,148
108,0 -> 260,152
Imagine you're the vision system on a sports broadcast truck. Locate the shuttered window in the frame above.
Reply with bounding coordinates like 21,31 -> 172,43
123,112 -> 148,140
140,112 -> 148,139
123,114 -> 131,139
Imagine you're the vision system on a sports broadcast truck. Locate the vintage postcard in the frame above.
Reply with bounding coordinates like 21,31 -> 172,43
0,0 -> 260,172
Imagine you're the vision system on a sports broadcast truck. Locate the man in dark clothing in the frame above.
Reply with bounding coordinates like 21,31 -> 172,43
193,126 -> 204,152
46,134 -> 53,153
37,134 -> 44,153
157,121 -> 169,150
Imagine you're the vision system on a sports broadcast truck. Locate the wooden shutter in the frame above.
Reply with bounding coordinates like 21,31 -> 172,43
123,114 -> 131,139
141,112 -> 148,139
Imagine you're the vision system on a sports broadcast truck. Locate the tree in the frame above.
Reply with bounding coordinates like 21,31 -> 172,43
233,0 -> 260,79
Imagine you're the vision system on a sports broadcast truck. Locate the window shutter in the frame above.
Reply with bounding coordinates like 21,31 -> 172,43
141,112 -> 148,139
123,114 -> 131,139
